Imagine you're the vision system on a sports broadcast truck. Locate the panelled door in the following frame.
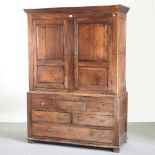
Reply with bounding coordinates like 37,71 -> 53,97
74,16 -> 113,92
32,15 -> 113,92
33,18 -> 68,90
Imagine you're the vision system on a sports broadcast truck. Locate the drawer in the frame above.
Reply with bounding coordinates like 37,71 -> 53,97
32,99 -> 58,111
30,93 -> 114,115
86,102 -> 114,114
57,100 -> 84,111
32,99 -> 84,112
32,123 -> 113,144
73,112 -> 113,127
32,111 -> 71,124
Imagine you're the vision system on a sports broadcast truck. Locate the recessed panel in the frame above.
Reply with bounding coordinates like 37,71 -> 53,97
36,24 -> 64,61
78,67 -> 108,87
79,24 -> 108,61
45,24 -> 63,60
36,25 -> 46,60
37,66 -> 64,83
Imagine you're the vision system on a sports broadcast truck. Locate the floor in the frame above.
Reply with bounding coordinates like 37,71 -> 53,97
0,123 -> 154,155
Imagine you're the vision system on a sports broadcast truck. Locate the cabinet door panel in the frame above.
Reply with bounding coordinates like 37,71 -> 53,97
33,19 -> 68,90
37,66 -> 64,83
79,24 -> 107,61
45,24 -> 63,60
74,17 -> 112,92
79,67 -> 108,88
36,25 -> 46,60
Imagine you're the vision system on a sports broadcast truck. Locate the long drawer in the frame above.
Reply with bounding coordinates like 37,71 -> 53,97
31,98 -> 114,115
32,123 -> 113,144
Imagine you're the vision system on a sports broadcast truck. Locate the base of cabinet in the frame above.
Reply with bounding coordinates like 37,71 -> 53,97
28,139 -> 34,144
113,148 -> 120,153
27,91 -> 128,153
27,135 -> 127,153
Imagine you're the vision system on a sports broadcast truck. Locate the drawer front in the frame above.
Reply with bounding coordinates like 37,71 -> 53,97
73,112 -> 113,127
32,123 -> 113,143
30,93 -> 114,115
32,111 -> 71,124
57,100 -> 84,111
86,102 -> 113,114
32,99 -> 58,111
31,99 -> 113,114
32,99 -> 84,112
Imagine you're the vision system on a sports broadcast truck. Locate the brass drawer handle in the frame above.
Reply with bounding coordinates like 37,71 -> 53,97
41,102 -> 46,107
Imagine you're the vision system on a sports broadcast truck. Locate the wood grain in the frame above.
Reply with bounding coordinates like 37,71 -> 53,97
79,24 -> 107,61
25,5 -> 129,153
32,99 -> 57,111
32,111 -> 71,124
78,67 -> 108,88
72,112 -> 114,127
32,123 -> 113,143
57,100 -> 84,111
37,66 -> 64,83
86,102 -> 114,114
45,24 -> 63,60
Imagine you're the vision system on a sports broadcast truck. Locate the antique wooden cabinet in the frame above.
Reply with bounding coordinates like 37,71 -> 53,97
24,5 -> 129,152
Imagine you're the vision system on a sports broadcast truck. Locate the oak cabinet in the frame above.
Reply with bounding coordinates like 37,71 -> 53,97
25,5 -> 129,152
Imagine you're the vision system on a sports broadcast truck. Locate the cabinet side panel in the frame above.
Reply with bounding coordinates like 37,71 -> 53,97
117,14 -> 126,93
27,14 -> 34,90
119,92 -> 128,144
27,93 -> 32,138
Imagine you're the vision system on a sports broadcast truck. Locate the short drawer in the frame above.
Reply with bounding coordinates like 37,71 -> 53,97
73,112 -> 113,127
32,123 -> 113,144
57,100 -> 84,111
32,111 -> 71,124
86,102 -> 114,114
32,99 -> 84,112
32,99 -> 58,111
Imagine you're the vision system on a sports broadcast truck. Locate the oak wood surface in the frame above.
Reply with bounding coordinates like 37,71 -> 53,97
25,5 -> 129,153
24,5 -> 129,14
32,111 -> 71,124
32,123 -> 113,143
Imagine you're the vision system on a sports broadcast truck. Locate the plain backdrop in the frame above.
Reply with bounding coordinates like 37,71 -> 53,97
0,0 -> 154,122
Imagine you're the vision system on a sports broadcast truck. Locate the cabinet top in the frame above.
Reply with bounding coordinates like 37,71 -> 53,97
24,4 -> 129,14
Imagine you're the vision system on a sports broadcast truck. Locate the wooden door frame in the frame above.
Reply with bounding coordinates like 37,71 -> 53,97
32,18 -> 69,91
73,16 -> 113,93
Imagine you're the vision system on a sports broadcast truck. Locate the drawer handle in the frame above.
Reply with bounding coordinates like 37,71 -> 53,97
48,129 -> 53,132
41,102 -> 46,107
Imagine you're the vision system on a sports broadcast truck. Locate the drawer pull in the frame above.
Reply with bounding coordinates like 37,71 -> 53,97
48,128 -> 53,132
41,102 -> 46,107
